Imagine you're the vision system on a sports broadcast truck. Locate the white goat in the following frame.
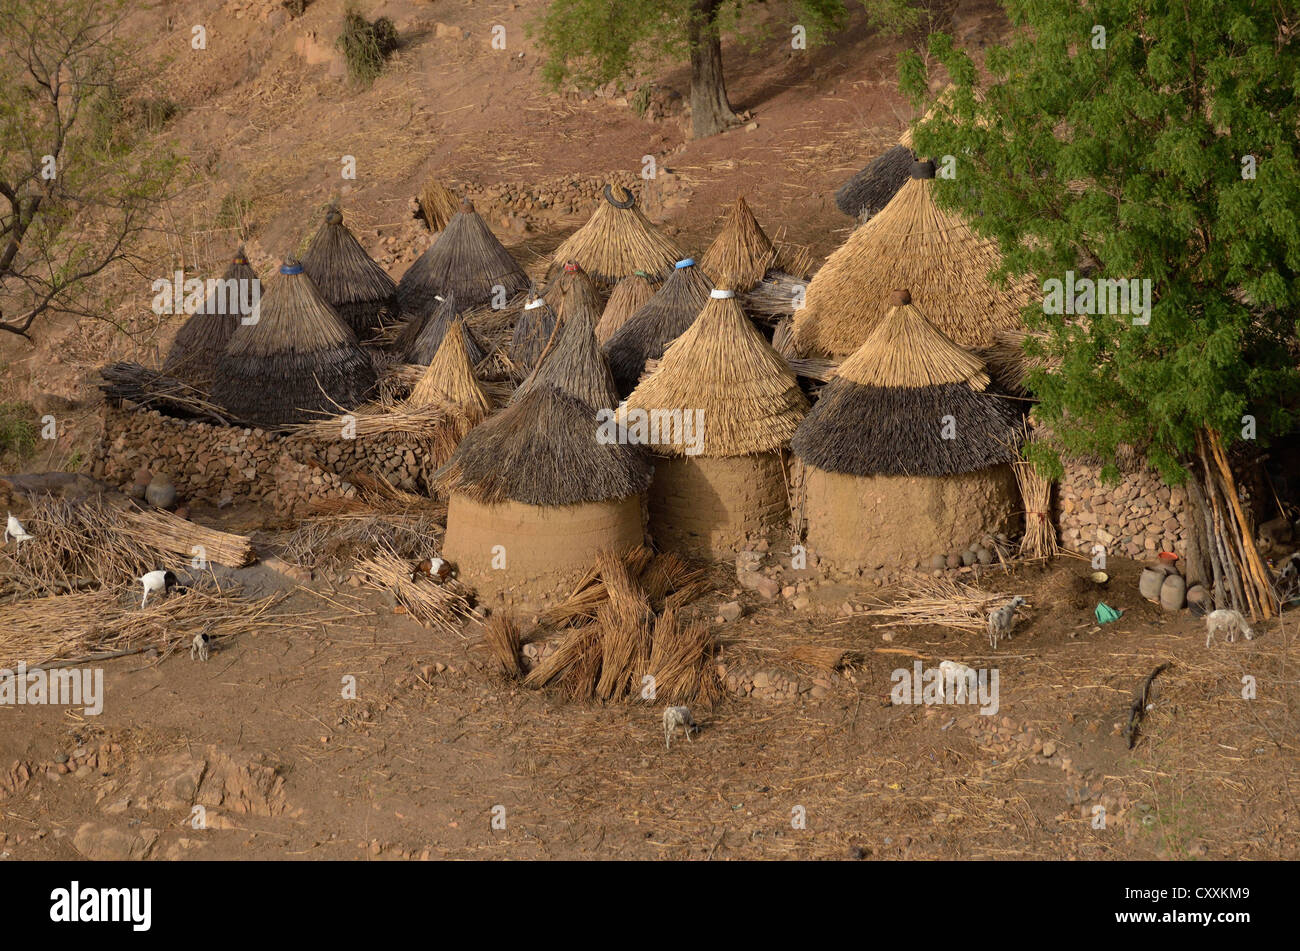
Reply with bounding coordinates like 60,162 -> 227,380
663,706 -> 696,749
190,632 -> 210,662
4,513 -> 33,549
140,569 -> 180,607
987,596 -> 1028,650
938,660 -> 977,703
1205,609 -> 1254,648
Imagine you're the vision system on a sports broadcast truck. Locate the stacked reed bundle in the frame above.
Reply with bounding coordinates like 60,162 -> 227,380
212,259 -> 377,428
794,160 -> 1035,357
595,271 -> 655,345
984,327 -> 1052,395
548,184 -> 682,286
395,292 -> 487,367
407,318 -> 493,425
396,198 -> 529,315
508,291 -> 558,371
418,177 -> 460,233
300,203 -> 399,338
834,143 -> 915,222
1013,449 -> 1058,559
511,270 -> 619,412
99,362 -> 242,426
437,385 -> 652,507
481,613 -> 524,677
163,247 -> 259,388
356,547 -> 475,635
699,196 -> 776,291
603,258 -> 711,395
857,576 -> 1026,634
539,544 -> 656,626
792,290 -> 1021,477
741,270 -> 810,321
619,287 -> 809,457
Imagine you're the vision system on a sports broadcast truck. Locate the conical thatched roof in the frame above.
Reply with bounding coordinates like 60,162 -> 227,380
212,259 -> 377,428
794,161 -> 1032,358
542,260 -> 604,324
163,247 -> 258,387
438,384 -> 652,506
791,290 -> 1019,477
408,318 -> 492,424
834,144 -> 916,222
418,177 -> 460,233
549,184 -> 682,286
512,286 -> 618,412
621,288 -> 808,457
509,291 -> 558,371
596,271 -> 655,345
603,258 -> 711,395
396,292 -> 486,366
396,198 -> 529,316
300,203 -> 398,337
699,197 -> 776,291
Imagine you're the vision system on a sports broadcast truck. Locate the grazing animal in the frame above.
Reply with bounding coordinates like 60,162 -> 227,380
938,660 -> 976,703
663,706 -> 696,749
410,557 -> 454,583
1205,609 -> 1254,648
190,632 -> 211,662
4,513 -> 33,549
987,596 -> 1028,650
140,570 -> 180,607
1275,551 -> 1300,602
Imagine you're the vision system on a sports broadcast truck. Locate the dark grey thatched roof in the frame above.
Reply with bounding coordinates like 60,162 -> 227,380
301,204 -> 398,338
511,294 -> 618,412
395,292 -> 486,366
439,384 -> 652,506
602,258 -> 711,395
834,144 -> 915,221
163,247 -> 258,387
509,292 -> 557,370
395,199 -> 529,316
211,259 -> 377,428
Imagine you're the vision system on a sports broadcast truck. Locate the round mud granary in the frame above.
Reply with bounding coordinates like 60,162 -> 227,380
649,453 -> 791,555
791,290 -> 1023,570
619,286 -> 808,558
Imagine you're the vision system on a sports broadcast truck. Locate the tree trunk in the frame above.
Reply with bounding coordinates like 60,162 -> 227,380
687,0 -> 739,139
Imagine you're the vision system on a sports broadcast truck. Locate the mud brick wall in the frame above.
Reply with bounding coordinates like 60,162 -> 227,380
1056,461 -> 1191,561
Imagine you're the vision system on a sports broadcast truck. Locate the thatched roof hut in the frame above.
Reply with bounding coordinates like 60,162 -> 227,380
794,160 -> 1033,357
596,271 -> 655,345
542,260 -> 604,324
603,258 -> 711,396
396,198 -> 529,316
396,292 -> 487,367
300,203 -> 398,338
834,144 -> 916,222
549,184 -> 682,286
163,247 -> 258,388
512,284 -> 618,412
212,259 -> 377,428
509,290 -> 558,371
621,287 -> 809,555
791,290 -> 1022,569
408,317 -> 492,424
440,385 -> 652,593
699,197 -> 776,291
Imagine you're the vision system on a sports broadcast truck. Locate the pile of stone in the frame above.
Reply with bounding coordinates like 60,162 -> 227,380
720,664 -> 835,702
1057,462 -> 1191,560
925,533 -> 1012,572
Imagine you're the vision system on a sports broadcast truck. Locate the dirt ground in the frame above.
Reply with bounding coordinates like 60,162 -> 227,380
3,540 -> 1296,861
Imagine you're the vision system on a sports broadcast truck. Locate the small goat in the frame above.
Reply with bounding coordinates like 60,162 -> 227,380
987,596 -> 1028,650
140,569 -> 181,607
4,513 -> 33,549
663,706 -> 696,749
1205,609 -> 1254,648
938,660 -> 976,703
190,631 -> 211,662
410,557 -> 454,583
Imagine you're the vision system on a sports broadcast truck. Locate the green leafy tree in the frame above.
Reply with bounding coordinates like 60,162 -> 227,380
535,0 -> 919,138
900,0 -> 1300,616
0,0 -> 181,339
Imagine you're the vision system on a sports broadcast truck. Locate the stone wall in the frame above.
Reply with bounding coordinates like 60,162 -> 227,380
1055,461 -> 1191,561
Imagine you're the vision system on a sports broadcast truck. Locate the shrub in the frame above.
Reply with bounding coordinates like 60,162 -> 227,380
336,8 -> 399,86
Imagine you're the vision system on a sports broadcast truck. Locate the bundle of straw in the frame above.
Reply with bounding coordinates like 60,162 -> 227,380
645,605 -> 722,707
118,507 -> 255,568
857,576 -> 1025,634
419,178 -> 460,233
1014,436 -> 1058,560
481,612 -> 524,678
356,547 -> 474,634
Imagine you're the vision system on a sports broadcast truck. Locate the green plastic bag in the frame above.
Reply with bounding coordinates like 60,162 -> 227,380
1095,602 -> 1123,624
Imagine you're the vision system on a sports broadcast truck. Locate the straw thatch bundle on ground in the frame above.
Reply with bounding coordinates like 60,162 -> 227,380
438,385 -> 651,506
512,280 -> 618,412
290,400 -> 468,472
596,271 -> 655,345
396,198 -> 529,315
792,291 -> 1018,477
508,291 -> 558,371
699,196 -> 776,291
549,184 -> 682,286
356,547 -> 475,635
163,247 -> 259,388
794,161 -> 1033,357
408,318 -> 492,424
418,177 -> 460,233
621,288 -> 808,457
212,259 -> 378,428
301,203 -> 399,338
395,292 -> 487,366
99,362 -> 242,426
603,258 -> 711,395
834,143 -> 915,221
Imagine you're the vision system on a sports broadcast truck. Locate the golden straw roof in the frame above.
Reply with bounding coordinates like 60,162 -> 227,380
408,318 -> 492,423
550,184 -> 682,285
700,196 -> 776,291
620,288 -> 808,457
794,163 -> 1032,357
836,290 -> 989,391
